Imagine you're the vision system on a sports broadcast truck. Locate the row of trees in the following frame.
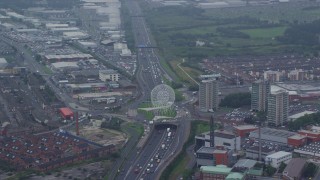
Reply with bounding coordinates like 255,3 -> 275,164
288,112 -> 320,131
219,92 -> 251,108
278,19 -> 320,46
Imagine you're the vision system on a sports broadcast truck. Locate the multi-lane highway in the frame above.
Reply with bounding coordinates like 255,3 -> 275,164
117,125 -> 177,180
111,1 -> 193,179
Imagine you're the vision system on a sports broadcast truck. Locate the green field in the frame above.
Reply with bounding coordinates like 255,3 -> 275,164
142,1 -> 320,63
240,26 -> 287,39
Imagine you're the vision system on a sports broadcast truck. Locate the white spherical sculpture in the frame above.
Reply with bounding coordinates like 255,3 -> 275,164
151,84 -> 175,108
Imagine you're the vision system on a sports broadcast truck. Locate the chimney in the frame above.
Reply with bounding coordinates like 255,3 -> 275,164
210,114 -> 215,147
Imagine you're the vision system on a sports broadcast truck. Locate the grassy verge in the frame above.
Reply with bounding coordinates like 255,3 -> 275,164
169,60 -> 201,85
125,122 -> 144,137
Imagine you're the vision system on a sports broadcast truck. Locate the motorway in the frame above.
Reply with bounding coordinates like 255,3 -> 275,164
117,125 -> 177,180
111,0 -> 193,179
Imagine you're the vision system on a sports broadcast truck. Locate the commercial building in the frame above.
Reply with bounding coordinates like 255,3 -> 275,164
51,62 -> 79,71
199,79 -> 219,112
199,165 -> 232,180
251,80 -> 270,112
287,134 -> 307,148
65,83 -> 108,94
233,125 -> 258,138
267,90 -> 289,126
77,41 -> 97,49
288,69 -> 306,81
196,147 -> 215,167
245,146 -> 275,160
265,151 -> 292,168
282,158 -> 306,180
249,128 -> 296,145
99,69 -> 119,82
298,130 -> 320,142
59,107 -> 74,120
44,54 -> 92,63
0,58 -> 8,69
70,69 -> 99,81
195,130 -> 241,151
63,31 -> 89,40
288,111 -> 316,121
294,141 -> 320,159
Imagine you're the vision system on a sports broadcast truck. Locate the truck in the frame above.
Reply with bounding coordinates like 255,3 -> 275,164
161,144 -> 165,149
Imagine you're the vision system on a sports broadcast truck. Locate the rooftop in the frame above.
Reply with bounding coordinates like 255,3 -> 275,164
283,158 -> 306,178
250,128 -> 296,138
197,146 -> 215,154
99,69 -> 118,75
51,62 -> 79,69
0,58 -> 7,64
299,130 -> 320,135
225,172 -> 244,180
233,159 -> 256,169
288,134 -> 306,140
200,165 -> 232,174
234,125 -> 257,131
266,151 -> 291,159
44,54 -> 92,60
296,141 -> 320,154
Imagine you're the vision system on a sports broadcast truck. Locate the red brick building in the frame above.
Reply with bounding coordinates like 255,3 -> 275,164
287,134 -> 307,148
59,107 -> 74,120
213,149 -> 229,166
233,125 -> 258,138
298,130 -> 320,142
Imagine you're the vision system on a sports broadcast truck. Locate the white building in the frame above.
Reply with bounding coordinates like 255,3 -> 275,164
77,41 -> 98,49
265,151 -> 292,168
51,62 -> 79,71
99,69 -> 119,82
195,130 -> 241,151
263,70 -> 282,82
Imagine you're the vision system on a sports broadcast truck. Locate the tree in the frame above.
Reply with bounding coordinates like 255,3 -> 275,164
303,162 -> 317,178
264,165 -> 276,177
278,162 -> 287,173
219,92 -> 251,108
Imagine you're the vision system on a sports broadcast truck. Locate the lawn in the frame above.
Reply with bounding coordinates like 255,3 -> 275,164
126,122 -> 144,136
240,26 -> 287,39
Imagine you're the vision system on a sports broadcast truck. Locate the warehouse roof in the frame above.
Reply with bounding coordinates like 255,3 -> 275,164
200,165 -> 232,174
288,134 -> 306,140
225,172 -> 244,180
250,128 -> 296,138
59,108 -> 73,117
51,62 -> 79,69
234,125 -> 257,131
44,54 -> 92,60
233,159 -> 256,169
266,151 -> 291,159
197,146 -> 215,154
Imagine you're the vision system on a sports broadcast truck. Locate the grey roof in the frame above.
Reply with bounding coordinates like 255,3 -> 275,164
196,146 -> 215,154
233,159 -> 257,169
71,69 -> 99,77
283,158 -> 306,179
250,128 -> 296,138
